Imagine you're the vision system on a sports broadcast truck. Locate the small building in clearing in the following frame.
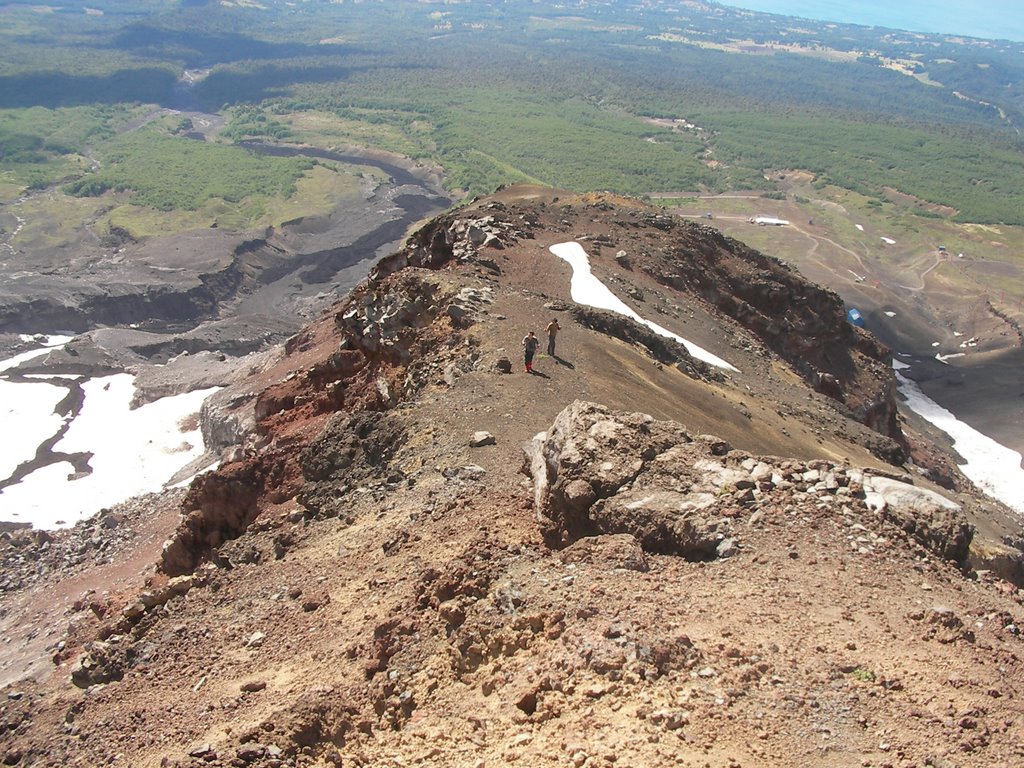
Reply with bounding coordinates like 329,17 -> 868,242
753,216 -> 789,226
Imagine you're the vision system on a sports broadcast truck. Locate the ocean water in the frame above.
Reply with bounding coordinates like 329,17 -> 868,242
723,0 -> 1024,43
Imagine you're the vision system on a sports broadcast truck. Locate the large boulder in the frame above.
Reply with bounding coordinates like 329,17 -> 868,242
524,401 -> 972,564
523,401 -> 732,558
863,476 -> 972,562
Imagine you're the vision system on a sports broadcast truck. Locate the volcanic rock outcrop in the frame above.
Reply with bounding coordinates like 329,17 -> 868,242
526,400 -> 971,562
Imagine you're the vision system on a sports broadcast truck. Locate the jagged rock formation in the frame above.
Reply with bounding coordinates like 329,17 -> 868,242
568,305 -> 720,382
159,265 -> 493,575
525,401 -> 971,561
633,216 -> 901,438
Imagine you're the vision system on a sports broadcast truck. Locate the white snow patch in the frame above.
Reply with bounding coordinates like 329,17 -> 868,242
855,224 -> 864,231
18,333 -> 72,345
0,381 -> 67,480
549,241 -> 739,371
884,311 -> 896,317
935,352 -> 966,363
931,341 -> 940,347
893,362 -> 1024,515
881,236 -> 896,244
0,337 -> 76,487
0,373 -> 220,529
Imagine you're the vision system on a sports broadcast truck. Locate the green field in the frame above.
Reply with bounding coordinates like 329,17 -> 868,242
63,126 -> 314,212
0,105 -> 145,196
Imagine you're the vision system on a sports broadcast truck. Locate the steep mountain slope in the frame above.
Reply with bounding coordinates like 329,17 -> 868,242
2,187 -> 1022,768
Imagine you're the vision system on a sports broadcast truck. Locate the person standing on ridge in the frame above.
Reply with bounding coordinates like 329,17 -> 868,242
523,331 -> 539,373
546,318 -> 561,357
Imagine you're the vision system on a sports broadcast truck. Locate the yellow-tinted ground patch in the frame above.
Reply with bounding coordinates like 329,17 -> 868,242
254,163 -> 369,229
8,193 -> 109,252
0,176 -> 22,204
97,163 -> 370,238
281,110 -> 428,158
101,201 -> 218,239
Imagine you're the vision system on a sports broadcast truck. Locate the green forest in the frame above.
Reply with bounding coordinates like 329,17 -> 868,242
1,0 -> 1023,224
63,127 -> 313,211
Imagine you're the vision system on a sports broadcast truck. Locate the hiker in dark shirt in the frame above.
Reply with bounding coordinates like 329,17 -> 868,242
523,331 -> 539,372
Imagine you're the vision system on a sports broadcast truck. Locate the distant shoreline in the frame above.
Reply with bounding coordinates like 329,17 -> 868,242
723,0 -> 1024,43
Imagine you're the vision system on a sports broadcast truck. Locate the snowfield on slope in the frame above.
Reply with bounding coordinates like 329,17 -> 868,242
0,341 -> 219,529
894,359 -> 1024,515
550,241 -> 739,372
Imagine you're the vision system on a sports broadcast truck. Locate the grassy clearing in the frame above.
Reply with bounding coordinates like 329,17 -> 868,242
99,202 -> 218,239
6,193 -> 110,254
64,127 -> 314,212
255,163 -> 368,228
0,175 -> 24,204
96,162 -> 371,238
278,110 -> 431,159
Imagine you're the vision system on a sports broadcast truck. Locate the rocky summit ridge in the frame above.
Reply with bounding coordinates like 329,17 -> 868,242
2,186 -> 1023,768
